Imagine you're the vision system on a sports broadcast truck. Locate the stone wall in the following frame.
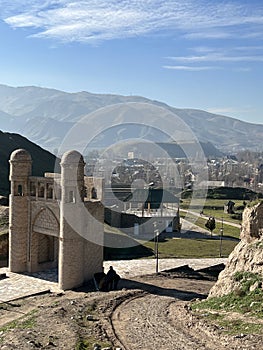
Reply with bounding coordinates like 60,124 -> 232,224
9,149 -> 104,290
209,201 -> 263,297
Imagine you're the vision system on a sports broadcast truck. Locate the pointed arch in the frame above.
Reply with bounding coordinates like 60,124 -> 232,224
33,207 -> 59,237
30,207 -> 59,271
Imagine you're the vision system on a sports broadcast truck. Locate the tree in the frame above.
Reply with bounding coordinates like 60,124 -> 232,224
205,217 -> 216,237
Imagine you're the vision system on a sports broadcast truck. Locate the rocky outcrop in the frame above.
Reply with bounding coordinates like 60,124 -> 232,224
209,201 -> 263,297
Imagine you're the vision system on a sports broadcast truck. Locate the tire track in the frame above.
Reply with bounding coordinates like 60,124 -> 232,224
111,293 -> 212,350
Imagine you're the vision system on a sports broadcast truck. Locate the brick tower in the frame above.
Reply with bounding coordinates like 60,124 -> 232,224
9,149 -> 32,272
59,150 -> 89,290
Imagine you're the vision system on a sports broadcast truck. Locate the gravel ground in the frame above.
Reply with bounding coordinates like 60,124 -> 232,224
0,270 -> 262,350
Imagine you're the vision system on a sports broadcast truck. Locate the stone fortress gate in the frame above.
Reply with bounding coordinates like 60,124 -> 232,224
9,149 -> 104,290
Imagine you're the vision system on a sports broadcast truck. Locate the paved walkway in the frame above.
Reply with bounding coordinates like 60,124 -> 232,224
0,257 -> 227,303
0,268 -> 59,303
104,257 -> 227,278
180,209 -> 241,228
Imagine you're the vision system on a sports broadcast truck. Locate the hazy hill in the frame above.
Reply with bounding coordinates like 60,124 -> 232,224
0,131 -> 58,196
0,84 -> 262,153
101,140 -> 223,159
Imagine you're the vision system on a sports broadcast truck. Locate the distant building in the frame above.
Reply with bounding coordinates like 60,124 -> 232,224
128,152 -> 134,159
197,180 -> 225,189
123,188 -> 180,234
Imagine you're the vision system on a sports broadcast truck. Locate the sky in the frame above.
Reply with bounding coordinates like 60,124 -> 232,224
0,0 -> 262,124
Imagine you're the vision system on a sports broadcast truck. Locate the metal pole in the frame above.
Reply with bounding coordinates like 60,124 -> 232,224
156,229 -> 159,274
153,221 -> 159,274
219,216 -> 224,257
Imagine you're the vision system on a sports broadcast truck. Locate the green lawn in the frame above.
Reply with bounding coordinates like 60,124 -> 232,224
191,272 -> 263,335
104,211 -> 240,260
180,198 -> 260,225
141,237 -> 238,259
180,212 -> 241,239
0,219 -> 239,262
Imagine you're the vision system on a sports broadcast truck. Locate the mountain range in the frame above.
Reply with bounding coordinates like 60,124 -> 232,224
0,84 -> 262,153
0,130 -> 58,196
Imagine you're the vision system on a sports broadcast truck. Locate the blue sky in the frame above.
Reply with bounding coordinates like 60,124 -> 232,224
0,0 -> 262,124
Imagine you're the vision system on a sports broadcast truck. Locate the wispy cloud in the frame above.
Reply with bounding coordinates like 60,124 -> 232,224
163,65 -> 220,71
184,31 -> 233,40
232,67 -> 251,72
165,45 -> 263,72
1,1 -> 263,43
166,53 -> 263,63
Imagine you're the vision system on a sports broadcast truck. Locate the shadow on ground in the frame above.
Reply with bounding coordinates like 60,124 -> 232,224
104,232 -> 154,260
77,264 -> 225,301
117,278 -> 208,300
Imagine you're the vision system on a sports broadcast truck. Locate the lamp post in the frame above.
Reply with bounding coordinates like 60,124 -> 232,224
153,222 -> 159,274
219,216 -> 224,257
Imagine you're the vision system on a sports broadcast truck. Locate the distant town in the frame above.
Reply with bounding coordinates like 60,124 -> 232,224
85,149 -> 263,196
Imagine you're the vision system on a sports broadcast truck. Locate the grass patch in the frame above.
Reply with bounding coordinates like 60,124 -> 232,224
198,311 -> 263,335
180,198 -> 259,225
218,319 -> 263,335
233,271 -> 263,293
192,288 -> 263,318
0,310 -> 37,332
104,204 -> 241,260
104,223 -> 239,260
191,272 -> 263,335
142,237 -> 238,259
219,224 -> 240,239
180,212 -> 241,239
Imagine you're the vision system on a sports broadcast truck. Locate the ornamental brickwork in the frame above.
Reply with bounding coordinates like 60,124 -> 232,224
9,149 -> 104,290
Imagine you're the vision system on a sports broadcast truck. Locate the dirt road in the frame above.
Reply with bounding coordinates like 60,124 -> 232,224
0,272 -> 262,350
106,275 -> 262,350
112,293 -> 205,350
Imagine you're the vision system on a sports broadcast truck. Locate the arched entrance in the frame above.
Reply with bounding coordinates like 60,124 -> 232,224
29,208 -> 59,273
38,233 -> 55,264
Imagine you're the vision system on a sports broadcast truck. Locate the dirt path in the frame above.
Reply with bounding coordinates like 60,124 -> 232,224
112,294 -> 206,350
0,273 -> 262,350
108,275 -> 262,350
180,208 -> 241,228
110,276 -> 217,350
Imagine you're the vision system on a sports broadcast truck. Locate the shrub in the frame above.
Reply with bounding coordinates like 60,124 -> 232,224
230,213 -> 242,220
